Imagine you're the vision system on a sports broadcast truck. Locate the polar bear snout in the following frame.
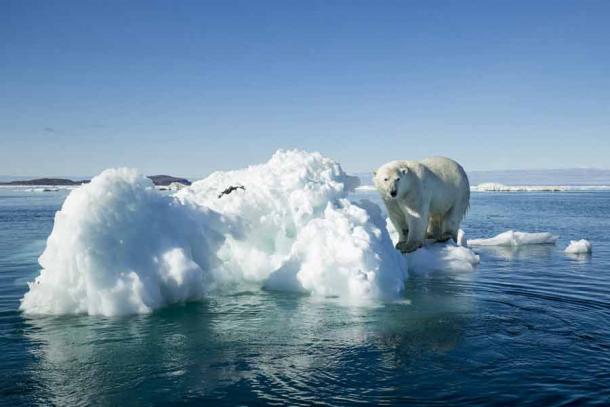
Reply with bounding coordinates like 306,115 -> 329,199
390,189 -> 397,198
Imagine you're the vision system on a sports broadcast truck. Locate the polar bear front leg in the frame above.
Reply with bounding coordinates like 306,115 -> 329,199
386,200 -> 409,248
402,207 -> 428,253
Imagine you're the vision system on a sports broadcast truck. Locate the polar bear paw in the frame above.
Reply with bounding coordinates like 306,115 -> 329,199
396,241 -> 422,254
395,241 -> 408,252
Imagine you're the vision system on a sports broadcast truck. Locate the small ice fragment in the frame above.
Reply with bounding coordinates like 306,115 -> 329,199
564,239 -> 592,254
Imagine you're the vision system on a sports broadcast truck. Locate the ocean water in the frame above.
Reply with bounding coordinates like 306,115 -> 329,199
1,188 -> 609,405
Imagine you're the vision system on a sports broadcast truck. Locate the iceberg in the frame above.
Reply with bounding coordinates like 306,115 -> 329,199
21,150 -> 411,316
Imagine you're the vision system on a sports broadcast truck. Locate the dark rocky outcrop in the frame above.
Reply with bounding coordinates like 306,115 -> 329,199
0,178 -> 88,186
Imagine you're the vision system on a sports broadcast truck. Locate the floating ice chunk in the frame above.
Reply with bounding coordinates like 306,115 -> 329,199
468,230 -> 559,247
20,168 -> 229,316
564,239 -> 592,254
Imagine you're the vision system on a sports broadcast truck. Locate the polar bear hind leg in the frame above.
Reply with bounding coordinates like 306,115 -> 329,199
441,203 -> 467,243
426,215 -> 444,241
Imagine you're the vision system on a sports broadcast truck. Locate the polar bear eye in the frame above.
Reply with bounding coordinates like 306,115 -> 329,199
384,178 -> 388,182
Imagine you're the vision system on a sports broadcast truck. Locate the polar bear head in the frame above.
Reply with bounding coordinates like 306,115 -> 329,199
373,161 -> 410,200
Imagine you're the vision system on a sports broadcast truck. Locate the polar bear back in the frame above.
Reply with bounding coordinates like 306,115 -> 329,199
401,157 -> 469,217
420,156 -> 469,192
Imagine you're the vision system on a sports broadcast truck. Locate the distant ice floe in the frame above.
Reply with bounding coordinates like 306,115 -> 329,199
468,230 -> 559,247
471,182 -> 566,192
471,182 -> 610,192
0,185 -> 76,192
564,239 -> 592,255
354,182 -> 610,194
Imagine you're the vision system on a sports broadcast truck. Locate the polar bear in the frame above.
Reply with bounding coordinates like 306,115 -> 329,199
373,157 -> 470,253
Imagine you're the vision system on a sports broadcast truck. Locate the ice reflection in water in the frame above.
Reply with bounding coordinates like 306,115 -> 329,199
23,270 -> 473,405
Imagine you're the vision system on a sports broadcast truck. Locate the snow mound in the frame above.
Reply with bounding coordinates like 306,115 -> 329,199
264,199 -> 406,301
468,230 -> 559,247
20,168 -> 229,316
175,149 -> 365,286
21,150 -> 407,316
564,239 -> 592,254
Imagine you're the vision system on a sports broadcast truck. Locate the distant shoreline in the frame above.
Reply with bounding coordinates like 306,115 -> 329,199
0,175 -> 191,187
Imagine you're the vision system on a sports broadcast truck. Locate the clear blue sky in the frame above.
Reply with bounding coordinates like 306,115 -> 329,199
1,0 -> 609,177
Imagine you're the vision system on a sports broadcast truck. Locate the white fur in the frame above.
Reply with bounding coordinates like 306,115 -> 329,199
373,157 -> 470,253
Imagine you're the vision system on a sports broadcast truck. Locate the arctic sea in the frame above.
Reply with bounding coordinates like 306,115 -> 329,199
1,188 -> 610,405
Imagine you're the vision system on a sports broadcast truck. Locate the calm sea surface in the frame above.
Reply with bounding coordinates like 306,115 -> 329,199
1,189 -> 609,405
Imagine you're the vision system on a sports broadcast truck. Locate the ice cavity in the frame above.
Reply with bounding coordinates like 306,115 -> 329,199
21,150 -> 407,316
564,239 -> 592,254
468,230 -> 559,247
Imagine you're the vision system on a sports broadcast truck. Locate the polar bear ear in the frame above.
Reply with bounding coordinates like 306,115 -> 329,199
372,170 -> 377,176
400,168 -> 408,175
